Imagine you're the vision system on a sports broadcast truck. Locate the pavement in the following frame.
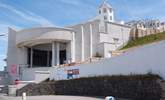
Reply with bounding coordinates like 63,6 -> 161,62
0,94 -> 131,100
0,94 -> 104,100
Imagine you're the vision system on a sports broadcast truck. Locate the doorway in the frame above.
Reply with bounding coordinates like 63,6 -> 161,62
60,50 -> 67,64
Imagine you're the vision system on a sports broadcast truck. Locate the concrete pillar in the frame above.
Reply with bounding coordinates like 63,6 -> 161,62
30,47 -> 33,68
89,24 -> 93,58
52,42 -> 60,66
81,25 -> 84,61
52,42 -> 55,67
56,42 -> 60,66
71,32 -> 75,62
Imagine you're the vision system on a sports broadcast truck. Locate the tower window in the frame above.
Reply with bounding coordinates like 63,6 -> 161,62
110,9 -> 112,13
104,16 -> 107,20
110,16 -> 112,20
103,8 -> 107,13
99,10 -> 101,14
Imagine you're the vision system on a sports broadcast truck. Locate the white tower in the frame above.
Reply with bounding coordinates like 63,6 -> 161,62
98,0 -> 114,22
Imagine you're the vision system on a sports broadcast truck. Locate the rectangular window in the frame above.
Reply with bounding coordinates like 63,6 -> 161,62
110,16 -> 112,20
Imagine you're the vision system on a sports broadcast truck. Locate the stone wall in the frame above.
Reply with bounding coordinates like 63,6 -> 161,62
130,27 -> 165,40
17,74 -> 162,100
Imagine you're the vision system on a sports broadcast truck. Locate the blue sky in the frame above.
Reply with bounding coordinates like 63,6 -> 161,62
0,0 -> 165,71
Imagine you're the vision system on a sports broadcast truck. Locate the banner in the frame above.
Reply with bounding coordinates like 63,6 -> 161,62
10,64 -> 17,76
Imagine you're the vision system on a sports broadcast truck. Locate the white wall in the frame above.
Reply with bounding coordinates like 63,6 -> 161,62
106,22 -> 131,44
71,20 -> 100,61
50,41 -> 165,80
21,67 -> 51,81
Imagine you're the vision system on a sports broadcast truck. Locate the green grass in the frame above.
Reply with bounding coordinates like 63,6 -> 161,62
121,31 -> 165,50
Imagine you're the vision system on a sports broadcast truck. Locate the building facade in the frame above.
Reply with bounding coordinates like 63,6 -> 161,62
126,19 -> 165,39
6,1 -> 131,83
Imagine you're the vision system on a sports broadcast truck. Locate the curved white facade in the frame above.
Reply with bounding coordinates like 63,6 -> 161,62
16,27 -> 73,47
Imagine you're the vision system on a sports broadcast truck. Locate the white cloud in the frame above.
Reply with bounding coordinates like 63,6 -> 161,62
0,3 -> 54,26
59,0 -> 81,6
0,22 -> 21,42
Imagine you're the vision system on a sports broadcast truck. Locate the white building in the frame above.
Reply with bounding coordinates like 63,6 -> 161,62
126,19 -> 161,30
6,0 -> 131,83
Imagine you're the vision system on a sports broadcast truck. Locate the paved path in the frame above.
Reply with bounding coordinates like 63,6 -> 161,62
0,95 -> 104,100
0,94 -> 131,100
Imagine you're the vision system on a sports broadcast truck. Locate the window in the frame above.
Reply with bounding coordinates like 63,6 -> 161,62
109,9 -> 112,13
103,8 -> 107,13
104,16 -> 107,20
99,10 -> 101,14
110,16 -> 112,20
157,23 -> 159,27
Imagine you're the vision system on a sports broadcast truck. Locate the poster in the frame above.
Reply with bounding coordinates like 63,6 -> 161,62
10,64 -> 17,76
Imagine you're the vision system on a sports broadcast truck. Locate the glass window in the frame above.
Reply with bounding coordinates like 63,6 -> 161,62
110,9 -> 112,13
110,16 -> 112,20
103,8 -> 107,13
104,16 -> 107,20
99,10 -> 101,14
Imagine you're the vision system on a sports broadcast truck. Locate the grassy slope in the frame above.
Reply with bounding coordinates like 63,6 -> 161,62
121,31 -> 165,50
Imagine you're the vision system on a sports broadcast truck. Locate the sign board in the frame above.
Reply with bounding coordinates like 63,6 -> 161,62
67,69 -> 79,79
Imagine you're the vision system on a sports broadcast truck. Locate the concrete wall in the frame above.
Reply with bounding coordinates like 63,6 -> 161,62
7,28 -> 19,83
106,22 -> 131,44
71,20 -> 100,61
50,41 -> 165,80
98,22 -> 131,57
21,67 -> 52,81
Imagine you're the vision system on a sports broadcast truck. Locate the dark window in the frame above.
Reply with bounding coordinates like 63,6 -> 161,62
103,8 -> 107,13
110,16 -> 112,20
110,9 -> 112,13
104,16 -> 107,20
28,48 -> 52,67
60,50 -> 67,64
99,10 -> 101,14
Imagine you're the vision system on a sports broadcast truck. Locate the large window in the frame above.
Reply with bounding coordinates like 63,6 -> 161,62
27,48 -> 52,67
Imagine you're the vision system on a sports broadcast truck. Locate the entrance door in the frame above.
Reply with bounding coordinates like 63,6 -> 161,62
60,50 -> 66,64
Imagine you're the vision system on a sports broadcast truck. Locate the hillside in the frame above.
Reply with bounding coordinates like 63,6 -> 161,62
121,31 -> 165,50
